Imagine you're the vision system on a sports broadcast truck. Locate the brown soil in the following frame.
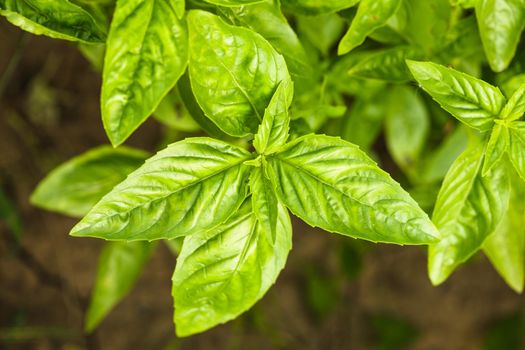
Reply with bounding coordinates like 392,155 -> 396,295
1,18 -> 524,350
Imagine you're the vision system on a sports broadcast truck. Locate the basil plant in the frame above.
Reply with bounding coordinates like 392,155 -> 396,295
4,0 -> 525,337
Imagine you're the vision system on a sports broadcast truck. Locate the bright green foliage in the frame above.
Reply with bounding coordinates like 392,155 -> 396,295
0,0 -> 107,43
483,123 -> 509,176
101,0 -> 188,146
85,241 -> 155,332
31,146 -> 148,217
281,0 -> 359,15
500,84 -> 525,121
203,0 -> 264,5
187,10 -> 289,137
70,138 -> 252,241
172,199 -> 292,336
508,122 -> 525,181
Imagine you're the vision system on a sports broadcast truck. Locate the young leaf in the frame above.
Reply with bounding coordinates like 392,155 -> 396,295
500,83 -> 525,121
203,0 -> 264,5
508,121 -> 525,181
407,60 -> 506,131
31,146 -> 148,218
385,86 -> 429,172
0,0 -> 107,43
281,0 -> 360,15
482,123 -> 509,176
187,10 -> 289,137
337,0 -> 402,55
476,0 -> 525,72
85,241 -> 155,332
266,135 -> 440,244
250,167 -> 279,243
428,142 -> 510,285
483,166 -> 525,293
101,0 -> 188,146
296,13 -> 345,57
172,199 -> 292,337
342,96 -> 386,151
253,79 -> 293,155
70,138 -> 252,241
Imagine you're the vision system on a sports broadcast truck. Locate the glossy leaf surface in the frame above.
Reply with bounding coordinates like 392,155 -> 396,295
70,138 -> 252,241
281,0 -> 359,15
266,135 -> 439,244
101,0 -> 188,146
172,199 -> 292,336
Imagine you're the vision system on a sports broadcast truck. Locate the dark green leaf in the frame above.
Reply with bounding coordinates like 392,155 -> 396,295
70,138 -> 252,241
101,0 -> 188,146
172,199 -> 292,336
266,134 -> 440,244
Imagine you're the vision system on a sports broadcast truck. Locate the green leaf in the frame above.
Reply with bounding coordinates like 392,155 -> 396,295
296,13 -> 345,57
101,0 -> 188,146
85,241 -> 155,332
342,96 -> 386,151
203,0 -> 264,5
508,121 -> 525,181
385,86 -> 429,172
0,189 -> 22,243
482,123 -> 509,176
249,167 -> 279,243
281,0 -> 359,15
337,0 -> 402,55
31,146 -> 148,218
187,10 -> 289,137
253,79 -> 293,155
501,83 -> 525,121
0,0 -> 107,43
476,0 -> 525,72
266,134 -> 440,244
348,46 -> 422,82
70,138 -> 252,241
483,166 -> 525,293
172,199 -> 292,336
153,89 -> 200,132
407,60 -> 506,131
428,142 -> 510,285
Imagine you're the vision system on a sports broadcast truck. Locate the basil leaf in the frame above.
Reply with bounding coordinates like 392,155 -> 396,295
428,142 -> 510,285
296,13 -> 345,57
482,123 -> 509,176
342,96 -> 386,151
153,89 -> 200,132
172,199 -> 292,336
253,79 -> 293,155
483,166 -> 525,293
101,0 -> 188,146
281,0 -> 359,15
70,138 -> 252,241
500,83 -> 525,121
508,121 -> 525,181
203,0 -> 264,5
266,135 -> 440,244
337,0 -> 402,55
476,0 -> 525,72
0,0 -> 107,43
385,86 -> 429,172
250,167 -> 279,243
407,60 -> 506,132
348,46 -> 422,82
85,241 -> 155,332
187,10 -> 289,137
31,146 -> 148,218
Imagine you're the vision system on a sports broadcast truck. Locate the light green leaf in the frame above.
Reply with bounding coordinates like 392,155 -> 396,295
342,95 -> 385,151
337,0 -> 402,55
250,167 -> 279,243
253,79 -> 293,155
187,10 -> 289,137
281,0 -> 359,15
266,134 -> 440,244
153,89 -> 200,132
429,142 -> 510,285
296,13 -> 345,57
85,241 -> 155,332
500,83 -> 525,121
172,199 -> 292,336
70,138 -> 252,241
484,165 -> 525,293
0,0 -> 107,43
482,123 -> 509,176
385,86 -> 429,172
407,60 -> 506,131
203,0 -> 264,6
508,121 -> 525,181
101,0 -> 188,146
476,0 -> 525,72
31,146 -> 148,218
348,46 -> 422,82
